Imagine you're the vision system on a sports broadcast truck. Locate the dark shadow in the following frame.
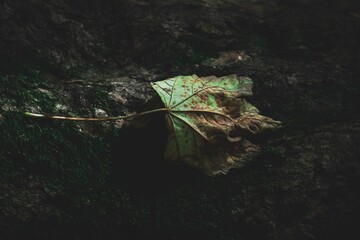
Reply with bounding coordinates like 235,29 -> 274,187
109,111 -> 207,195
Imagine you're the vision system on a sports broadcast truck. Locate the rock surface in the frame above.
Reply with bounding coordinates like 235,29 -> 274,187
1,0 -> 359,239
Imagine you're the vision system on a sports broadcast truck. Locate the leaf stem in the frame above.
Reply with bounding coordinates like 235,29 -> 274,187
24,108 -> 168,122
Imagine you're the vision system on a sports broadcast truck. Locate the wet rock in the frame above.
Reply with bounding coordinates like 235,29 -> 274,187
201,51 -> 251,69
0,0 -> 359,239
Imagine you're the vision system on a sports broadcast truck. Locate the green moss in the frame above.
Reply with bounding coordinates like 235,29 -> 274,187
0,71 -> 125,239
0,112 -> 110,187
0,72 -> 114,200
0,73 -> 56,111
84,87 -> 125,116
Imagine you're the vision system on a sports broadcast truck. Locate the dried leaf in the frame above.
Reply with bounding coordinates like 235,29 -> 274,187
151,74 -> 281,176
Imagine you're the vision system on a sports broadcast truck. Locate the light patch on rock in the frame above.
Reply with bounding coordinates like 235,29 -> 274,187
36,88 -> 53,97
114,119 -> 125,129
109,92 -> 128,104
25,105 -> 42,113
94,108 -> 108,118
202,51 -> 250,68
1,103 -> 17,111
287,74 -> 298,85
55,103 -> 68,112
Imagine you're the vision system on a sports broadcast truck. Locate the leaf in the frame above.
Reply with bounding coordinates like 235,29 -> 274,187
151,74 -> 281,176
24,74 -> 281,176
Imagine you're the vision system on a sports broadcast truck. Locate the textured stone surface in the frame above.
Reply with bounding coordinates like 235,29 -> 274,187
0,0 -> 359,239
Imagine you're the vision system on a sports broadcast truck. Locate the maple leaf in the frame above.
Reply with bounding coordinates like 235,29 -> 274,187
25,74 -> 281,176
151,74 -> 281,176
